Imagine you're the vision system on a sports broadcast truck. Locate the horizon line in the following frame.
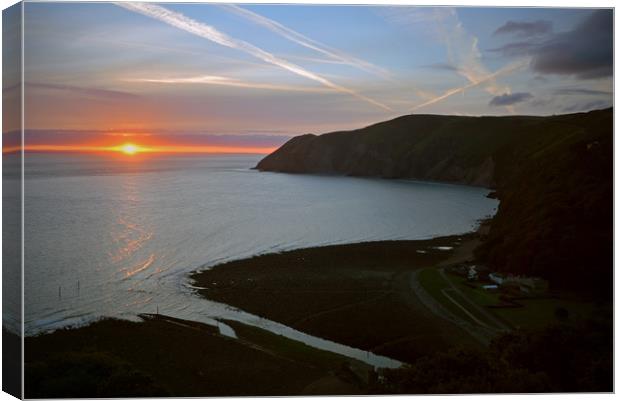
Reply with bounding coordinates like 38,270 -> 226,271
2,144 -> 277,155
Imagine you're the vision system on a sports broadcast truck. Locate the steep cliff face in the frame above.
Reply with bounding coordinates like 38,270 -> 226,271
256,109 -> 613,296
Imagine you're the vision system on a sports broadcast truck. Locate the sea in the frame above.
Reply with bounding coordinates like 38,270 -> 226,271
9,153 -> 499,367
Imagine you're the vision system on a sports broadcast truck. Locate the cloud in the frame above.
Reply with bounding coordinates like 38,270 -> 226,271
411,60 -> 528,111
489,92 -> 533,107
222,5 -> 432,102
488,42 -> 537,57
555,88 -> 612,96
383,7 -> 519,111
25,82 -> 139,100
562,100 -> 611,113
284,55 -> 349,65
21,129 -> 292,149
116,2 -> 393,112
490,10 -> 612,80
494,20 -> 552,38
430,9 -> 511,97
531,10 -> 612,79
420,62 -> 464,73
220,5 -> 392,80
127,75 -> 332,93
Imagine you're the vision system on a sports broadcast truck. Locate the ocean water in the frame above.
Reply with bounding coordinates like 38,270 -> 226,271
19,153 -> 497,367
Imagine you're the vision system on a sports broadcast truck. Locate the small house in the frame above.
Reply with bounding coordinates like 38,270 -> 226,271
467,265 -> 478,281
489,273 -> 505,285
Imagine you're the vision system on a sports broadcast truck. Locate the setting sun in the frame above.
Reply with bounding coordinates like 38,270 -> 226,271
119,143 -> 140,155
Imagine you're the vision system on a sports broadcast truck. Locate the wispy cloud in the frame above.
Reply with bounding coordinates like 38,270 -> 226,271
411,60 -> 527,112
26,82 -> 140,100
128,75 -> 331,93
116,2 -> 393,112
494,20 -> 552,38
431,8 -> 508,98
488,41 -> 537,58
383,7 -> 518,111
562,100 -> 611,113
283,54 -> 350,65
554,88 -> 612,96
221,4 -> 392,80
419,62 -> 464,73
489,92 -> 533,107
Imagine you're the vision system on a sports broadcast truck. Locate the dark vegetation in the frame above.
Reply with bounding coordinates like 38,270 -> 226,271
476,110 -> 612,298
376,314 -> 612,393
192,232 -> 612,393
191,236 -> 480,364
256,109 -> 613,297
3,329 -> 21,398
25,315 -> 363,397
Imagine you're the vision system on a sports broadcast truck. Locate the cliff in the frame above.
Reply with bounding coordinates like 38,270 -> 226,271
256,113 -> 553,187
256,109 -> 613,296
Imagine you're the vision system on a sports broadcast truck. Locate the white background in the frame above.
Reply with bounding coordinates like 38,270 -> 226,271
0,0 -> 616,400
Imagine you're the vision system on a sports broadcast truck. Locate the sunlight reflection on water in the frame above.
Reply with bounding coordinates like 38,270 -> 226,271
22,153 -> 497,367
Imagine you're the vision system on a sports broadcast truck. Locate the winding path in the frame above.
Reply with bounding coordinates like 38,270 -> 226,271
409,270 -> 501,345
438,268 -> 511,332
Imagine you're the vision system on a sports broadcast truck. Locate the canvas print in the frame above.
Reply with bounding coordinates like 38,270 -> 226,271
2,1 -> 614,398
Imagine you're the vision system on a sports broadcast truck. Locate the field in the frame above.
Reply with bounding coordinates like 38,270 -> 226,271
190,236 -> 483,363
25,315 -> 363,397
438,270 -> 596,331
25,232 -> 607,396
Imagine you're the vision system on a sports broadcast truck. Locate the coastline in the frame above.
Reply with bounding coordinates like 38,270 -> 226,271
25,314 -> 369,397
189,227 -> 488,364
25,217 -> 611,395
25,224 -> 490,397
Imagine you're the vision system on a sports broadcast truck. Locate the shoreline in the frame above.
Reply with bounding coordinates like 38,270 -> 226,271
25,314 -> 372,397
25,223 -> 492,396
189,229 -> 487,364
191,217 -> 491,276
24,217 -> 611,395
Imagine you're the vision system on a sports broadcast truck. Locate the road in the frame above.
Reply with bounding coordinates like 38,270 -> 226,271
409,270 -> 504,345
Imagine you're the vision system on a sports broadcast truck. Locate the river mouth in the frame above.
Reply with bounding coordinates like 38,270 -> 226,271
187,233 -> 482,367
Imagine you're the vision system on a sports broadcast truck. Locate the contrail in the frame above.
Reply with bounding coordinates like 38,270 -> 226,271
221,4 -> 391,80
221,5 -> 433,101
116,2 -> 393,112
410,60 -> 528,112
128,75 -> 332,93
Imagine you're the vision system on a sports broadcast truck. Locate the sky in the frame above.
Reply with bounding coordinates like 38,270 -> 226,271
3,3 -> 614,154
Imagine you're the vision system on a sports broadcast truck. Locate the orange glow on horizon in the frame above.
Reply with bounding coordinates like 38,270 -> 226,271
8,144 -> 278,155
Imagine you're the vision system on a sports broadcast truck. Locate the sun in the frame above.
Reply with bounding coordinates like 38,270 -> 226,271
119,143 -> 140,155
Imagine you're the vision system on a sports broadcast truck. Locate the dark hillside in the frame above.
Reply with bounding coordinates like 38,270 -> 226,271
256,109 -> 613,296
476,110 -> 612,296
257,113 -> 548,187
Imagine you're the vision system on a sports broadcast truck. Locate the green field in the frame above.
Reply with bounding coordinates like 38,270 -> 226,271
443,272 -> 595,330
417,268 -> 496,328
493,298 -> 595,330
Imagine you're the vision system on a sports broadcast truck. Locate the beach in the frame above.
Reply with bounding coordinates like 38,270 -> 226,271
22,154 -> 502,396
189,232 -> 487,364
25,228 -> 489,396
25,216 -> 610,395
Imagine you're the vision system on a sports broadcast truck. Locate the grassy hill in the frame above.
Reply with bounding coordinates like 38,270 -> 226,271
256,109 -> 613,296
